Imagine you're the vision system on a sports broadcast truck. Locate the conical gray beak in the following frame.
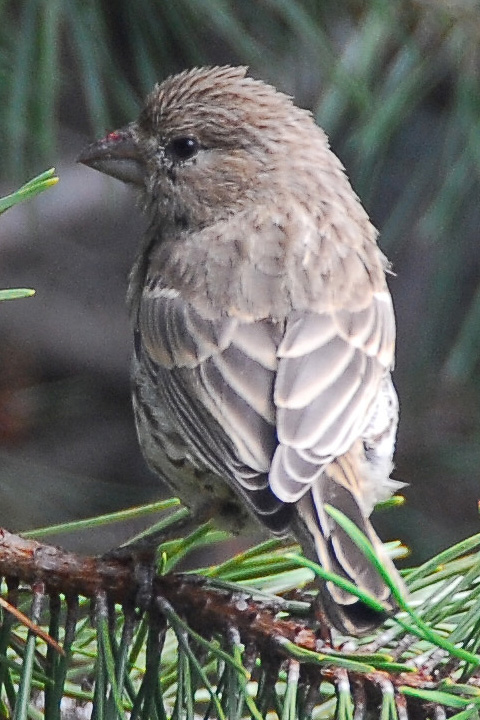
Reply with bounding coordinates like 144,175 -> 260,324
77,124 -> 145,186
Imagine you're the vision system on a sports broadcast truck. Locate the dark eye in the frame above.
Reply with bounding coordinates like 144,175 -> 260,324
165,136 -> 200,162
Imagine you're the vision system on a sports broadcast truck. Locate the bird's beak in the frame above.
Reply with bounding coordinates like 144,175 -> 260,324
77,123 -> 145,186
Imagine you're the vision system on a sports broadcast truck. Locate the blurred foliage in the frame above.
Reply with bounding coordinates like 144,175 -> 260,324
2,0 -> 480,554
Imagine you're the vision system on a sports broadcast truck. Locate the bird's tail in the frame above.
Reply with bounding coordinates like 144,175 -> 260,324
292,453 -> 406,637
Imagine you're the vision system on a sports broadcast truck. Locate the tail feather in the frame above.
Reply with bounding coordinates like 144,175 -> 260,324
292,453 -> 405,636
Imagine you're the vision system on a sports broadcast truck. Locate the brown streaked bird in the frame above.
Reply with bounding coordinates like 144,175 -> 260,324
78,65 -> 405,636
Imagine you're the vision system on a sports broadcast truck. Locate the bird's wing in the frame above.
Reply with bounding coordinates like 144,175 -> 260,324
270,288 -> 396,503
135,282 -> 291,531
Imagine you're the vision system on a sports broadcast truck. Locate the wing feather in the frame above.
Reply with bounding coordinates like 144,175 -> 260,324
199,355 -> 276,473
231,322 -> 280,369
270,291 -> 395,503
275,336 -> 355,409
210,344 -> 275,423
141,285 -> 237,368
277,312 -> 337,357
277,349 -> 368,448
136,283 -> 290,529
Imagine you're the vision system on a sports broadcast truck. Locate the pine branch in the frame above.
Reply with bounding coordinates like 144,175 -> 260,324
0,527 -> 316,652
0,522 -> 480,719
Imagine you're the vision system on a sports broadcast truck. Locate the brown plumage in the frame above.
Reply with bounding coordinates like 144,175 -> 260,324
78,66 -> 405,636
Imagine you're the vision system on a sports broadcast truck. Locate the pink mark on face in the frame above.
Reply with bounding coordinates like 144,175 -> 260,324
105,131 -> 122,142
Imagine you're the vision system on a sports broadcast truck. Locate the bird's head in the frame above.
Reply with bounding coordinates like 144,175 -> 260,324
77,66 -> 323,230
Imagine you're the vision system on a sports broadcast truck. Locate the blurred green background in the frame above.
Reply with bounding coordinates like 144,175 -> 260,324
1,0 -> 480,561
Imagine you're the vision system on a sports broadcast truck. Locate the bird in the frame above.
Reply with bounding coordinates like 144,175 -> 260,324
78,65 -> 405,636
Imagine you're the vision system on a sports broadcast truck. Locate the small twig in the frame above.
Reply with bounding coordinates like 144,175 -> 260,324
0,594 -> 64,656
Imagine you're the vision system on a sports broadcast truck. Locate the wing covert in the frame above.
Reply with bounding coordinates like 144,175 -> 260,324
270,291 -> 395,503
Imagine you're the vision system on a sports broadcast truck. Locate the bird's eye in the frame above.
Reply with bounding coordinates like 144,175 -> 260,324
165,136 -> 200,162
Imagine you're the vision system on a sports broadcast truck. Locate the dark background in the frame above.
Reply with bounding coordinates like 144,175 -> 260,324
1,1 -> 480,561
